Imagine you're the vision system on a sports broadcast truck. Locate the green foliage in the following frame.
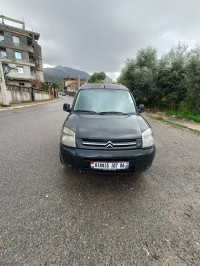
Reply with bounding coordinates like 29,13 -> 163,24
51,83 -> 60,90
160,44 -> 188,109
185,53 -> 200,112
118,59 -> 136,89
118,43 -> 200,114
157,61 -> 186,109
166,102 -> 200,122
118,47 -> 161,102
88,72 -> 106,83
40,83 -> 49,91
136,46 -> 157,70
40,82 -> 60,91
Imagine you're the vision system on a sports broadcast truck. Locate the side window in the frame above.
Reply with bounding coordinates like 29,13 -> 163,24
15,52 -> 22,59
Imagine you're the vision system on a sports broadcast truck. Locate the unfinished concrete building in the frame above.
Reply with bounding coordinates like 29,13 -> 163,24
0,15 -> 44,88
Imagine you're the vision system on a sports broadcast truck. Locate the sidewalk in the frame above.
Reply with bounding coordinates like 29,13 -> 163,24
0,98 -> 63,111
145,111 -> 200,133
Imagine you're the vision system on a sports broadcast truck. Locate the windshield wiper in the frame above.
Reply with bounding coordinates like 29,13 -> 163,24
74,110 -> 99,114
74,110 -> 131,115
99,111 -> 128,115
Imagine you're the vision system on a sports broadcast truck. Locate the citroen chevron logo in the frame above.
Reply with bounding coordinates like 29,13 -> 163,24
106,141 -> 113,148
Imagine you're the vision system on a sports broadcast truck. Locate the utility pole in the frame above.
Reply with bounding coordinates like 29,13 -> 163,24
0,57 -> 9,106
78,76 -> 80,89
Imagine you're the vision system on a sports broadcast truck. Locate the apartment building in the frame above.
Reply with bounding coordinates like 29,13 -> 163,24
0,15 -> 44,88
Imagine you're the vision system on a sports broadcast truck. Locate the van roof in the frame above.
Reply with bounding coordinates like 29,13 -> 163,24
80,83 -> 129,90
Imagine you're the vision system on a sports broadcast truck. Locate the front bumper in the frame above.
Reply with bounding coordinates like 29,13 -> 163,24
60,145 -> 155,173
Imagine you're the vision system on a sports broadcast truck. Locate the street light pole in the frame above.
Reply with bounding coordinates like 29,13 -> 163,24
0,57 -> 9,106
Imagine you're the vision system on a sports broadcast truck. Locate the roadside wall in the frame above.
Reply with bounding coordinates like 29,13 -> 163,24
0,85 -> 50,104
34,91 -> 50,101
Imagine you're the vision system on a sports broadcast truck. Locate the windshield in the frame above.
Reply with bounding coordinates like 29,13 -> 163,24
73,89 -> 136,114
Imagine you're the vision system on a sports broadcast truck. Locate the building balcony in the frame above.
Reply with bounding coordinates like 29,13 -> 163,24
27,46 -> 34,53
12,59 -> 35,67
0,57 -> 12,64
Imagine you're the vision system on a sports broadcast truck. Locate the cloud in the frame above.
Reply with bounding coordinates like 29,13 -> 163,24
2,0 -> 200,79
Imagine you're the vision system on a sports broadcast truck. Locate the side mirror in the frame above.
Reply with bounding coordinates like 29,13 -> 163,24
138,104 -> 145,113
63,103 -> 71,112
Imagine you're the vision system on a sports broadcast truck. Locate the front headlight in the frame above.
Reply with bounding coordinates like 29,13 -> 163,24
142,128 -> 154,148
61,127 -> 76,147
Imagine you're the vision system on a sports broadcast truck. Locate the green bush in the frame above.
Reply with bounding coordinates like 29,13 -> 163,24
118,43 -> 200,114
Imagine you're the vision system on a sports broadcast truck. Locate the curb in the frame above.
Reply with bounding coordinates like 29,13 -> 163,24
0,98 -> 63,111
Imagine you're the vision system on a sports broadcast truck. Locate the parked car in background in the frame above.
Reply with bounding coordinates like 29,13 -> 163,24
58,92 -> 66,96
60,84 -> 155,173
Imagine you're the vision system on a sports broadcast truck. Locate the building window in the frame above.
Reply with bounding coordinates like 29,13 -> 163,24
15,52 -> 22,59
3,65 -> 9,74
0,32 -> 4,42
13,36 -> 20,44
19,82 -> 25,86
17,66 -> 24,74
0,50 -> 7,58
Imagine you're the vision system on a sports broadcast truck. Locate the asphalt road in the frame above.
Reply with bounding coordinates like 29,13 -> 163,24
0,96 -> 200,266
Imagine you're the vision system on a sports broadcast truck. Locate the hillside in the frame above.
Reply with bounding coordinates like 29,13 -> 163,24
43,66 -> 112,85
43,66 -> 91,85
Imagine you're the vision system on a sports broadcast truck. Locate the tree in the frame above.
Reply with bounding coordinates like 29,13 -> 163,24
40,82 -> 49,91
185,53 -> 200,112
40,82 -> 60,91
159,62 -> 186,109
51,82 -> 60,90
164,42 -> 189,66
118,47 -> 160,102
118,59 -> 137,90
136,47 -> 160,102
136,46 -> 157,70
2,64 -> 17,82
158,44 -> 188,109
88,72 -> 106,83
118,43 -> 200,112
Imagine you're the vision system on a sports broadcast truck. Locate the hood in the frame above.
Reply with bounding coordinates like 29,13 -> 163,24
64,113 -> 149,140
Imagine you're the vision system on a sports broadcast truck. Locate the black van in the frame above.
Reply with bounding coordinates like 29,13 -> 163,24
60,84 -> 155,172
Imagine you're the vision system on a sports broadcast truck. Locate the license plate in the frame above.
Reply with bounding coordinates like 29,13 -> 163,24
90,162 -> 129,170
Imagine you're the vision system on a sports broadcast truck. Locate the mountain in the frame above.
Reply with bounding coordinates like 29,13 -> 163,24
43,66 -> 91,85
43,65 -> 112,85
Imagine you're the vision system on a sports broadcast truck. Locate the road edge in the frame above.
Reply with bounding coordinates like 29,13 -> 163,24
0,98 -> 63,111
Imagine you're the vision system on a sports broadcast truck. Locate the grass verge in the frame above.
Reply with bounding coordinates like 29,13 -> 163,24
166,109 -> 200,123
149,115 -> 200,135
140,99 -> 200,123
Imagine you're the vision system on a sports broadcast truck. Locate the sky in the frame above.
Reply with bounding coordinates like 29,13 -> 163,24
1,0 -> 200,80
